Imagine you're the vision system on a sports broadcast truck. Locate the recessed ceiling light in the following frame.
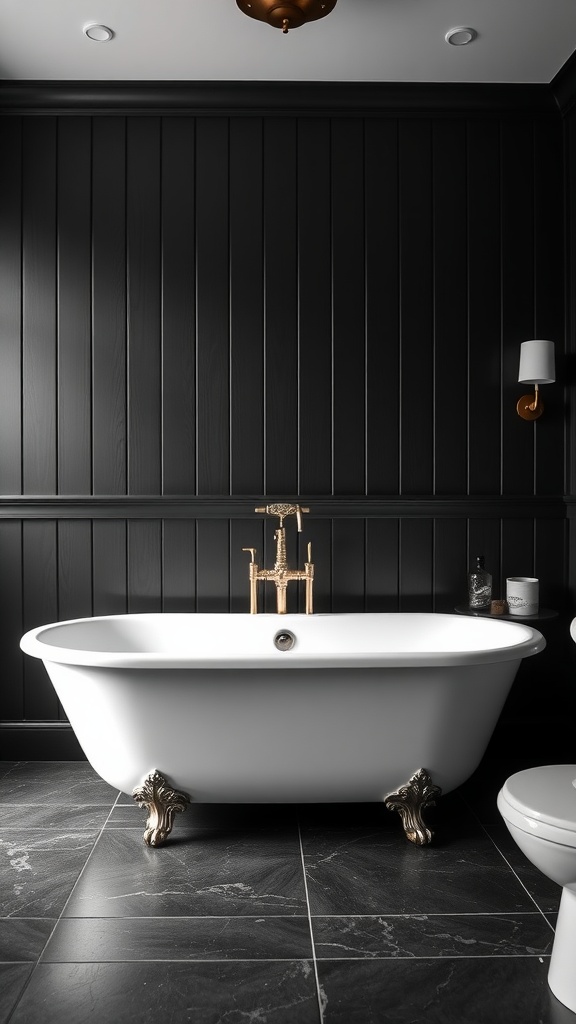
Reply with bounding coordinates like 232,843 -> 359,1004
445,26 -> 477,46
83,24 -> 114,42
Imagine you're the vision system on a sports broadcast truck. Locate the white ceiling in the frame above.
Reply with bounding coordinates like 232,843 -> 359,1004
0,0 -> 575,84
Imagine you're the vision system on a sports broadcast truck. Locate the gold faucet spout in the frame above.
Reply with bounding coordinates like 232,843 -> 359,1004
243,505 -> 314,614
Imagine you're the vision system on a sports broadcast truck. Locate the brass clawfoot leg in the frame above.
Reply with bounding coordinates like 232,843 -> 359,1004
384,768 -> 442,846
132,769 -> 190,847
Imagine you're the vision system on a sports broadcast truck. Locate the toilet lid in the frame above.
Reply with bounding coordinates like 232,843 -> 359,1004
501,765 -> 576,834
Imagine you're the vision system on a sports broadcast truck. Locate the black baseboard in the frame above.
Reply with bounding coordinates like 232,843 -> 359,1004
0,723 -> 86,760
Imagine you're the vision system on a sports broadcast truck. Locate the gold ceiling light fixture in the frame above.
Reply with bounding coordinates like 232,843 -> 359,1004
236,0 -> 337,34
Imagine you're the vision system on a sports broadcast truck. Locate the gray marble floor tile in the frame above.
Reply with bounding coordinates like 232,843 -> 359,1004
302,824 -> 540,915
486,825 -> 562,914
0,919 -> 55,961
0,761 -> 118,806
317,956 -> 574,1024
1,805 -> 112,831
0,830 -> 98,918
0,763 -> 18,783
63,829 -> 308,917
42,915 -> 313,961
0,963 -> 34,1024
312,912 -> 555,959
8,960 -> 321,1024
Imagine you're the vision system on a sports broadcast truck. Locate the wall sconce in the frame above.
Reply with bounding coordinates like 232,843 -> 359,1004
516,340 -> 555,420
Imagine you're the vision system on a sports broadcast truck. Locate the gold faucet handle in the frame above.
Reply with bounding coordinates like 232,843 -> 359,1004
254,504 -> 310,531
242,547 -> 257,563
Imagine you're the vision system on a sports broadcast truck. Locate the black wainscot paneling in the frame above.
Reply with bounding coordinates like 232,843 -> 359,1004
0,79 -> 572,765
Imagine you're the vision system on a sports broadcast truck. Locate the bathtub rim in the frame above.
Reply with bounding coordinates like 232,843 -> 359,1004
20,611 -> 546,670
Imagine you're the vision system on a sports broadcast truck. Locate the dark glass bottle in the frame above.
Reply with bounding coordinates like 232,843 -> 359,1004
467,555 -> 492,610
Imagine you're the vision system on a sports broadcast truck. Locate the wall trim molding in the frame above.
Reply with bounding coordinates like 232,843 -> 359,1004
0,495 -> 567,519
0,722 -> 85,759
0,80 -> 559,117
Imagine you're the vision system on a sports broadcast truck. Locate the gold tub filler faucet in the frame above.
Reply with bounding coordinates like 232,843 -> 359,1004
242,504 -> 314,614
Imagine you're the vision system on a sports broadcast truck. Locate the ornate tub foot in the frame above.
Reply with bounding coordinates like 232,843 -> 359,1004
384,768 -> 442,846
132,770 -> 190,847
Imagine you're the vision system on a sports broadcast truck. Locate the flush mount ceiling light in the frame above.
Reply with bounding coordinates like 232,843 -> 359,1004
445,26 -> 477,46
236,0 -> 337,34
83,24 -> 114,42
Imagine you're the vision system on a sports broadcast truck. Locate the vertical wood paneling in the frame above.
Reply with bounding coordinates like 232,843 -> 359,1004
2,107 -> 568,507
399,121 -> 433,494
92,520 -> 127,615
0,117 -> 22,495
127,118 -> 162,495
501,518 -> 535,596
58,521 -> 92,621
22,118 -> 57,494
230,118 -> 264,495
568,111 -> 576,504
22,521 -> 59,719
0,522 -> 24,718
263,119 -> 298,495
332,520 -> 365,612
161,118 -> 196,495
162,519 -> 196,611
196,520 -> 229,611
467,121 -> 502,495
433,121 -> 468,495
196,118 -> 230,495
434,519 -> 467,611
365,119 -> 400,496
332,119 -> 366,495
535,518 -> 566,610
298,118 -> 332,495
501,121 -> 536,495
57,520 -> 92,719
127,520 -> 162,612
533,119 -> 565,496
92,117 -> 127,495
57,117 -> 92,495
399,519 -> 433,612
365,519 -> 399,611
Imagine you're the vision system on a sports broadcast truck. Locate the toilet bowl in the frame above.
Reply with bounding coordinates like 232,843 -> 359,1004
498,764 -> 576,1014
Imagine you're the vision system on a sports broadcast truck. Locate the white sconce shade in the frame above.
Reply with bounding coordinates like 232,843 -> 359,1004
516,340 -> 555,420
518,340 -> 555,384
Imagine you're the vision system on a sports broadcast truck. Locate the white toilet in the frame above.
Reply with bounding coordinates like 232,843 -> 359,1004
498,764 -> 576,1013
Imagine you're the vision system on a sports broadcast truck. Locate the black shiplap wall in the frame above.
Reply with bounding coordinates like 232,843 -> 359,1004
0,86 -> 571,757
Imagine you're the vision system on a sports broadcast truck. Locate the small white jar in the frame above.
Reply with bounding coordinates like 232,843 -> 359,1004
506,576 -> 539,616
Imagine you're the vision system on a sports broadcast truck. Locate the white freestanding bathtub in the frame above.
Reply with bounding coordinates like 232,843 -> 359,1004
20,612 -> 545,846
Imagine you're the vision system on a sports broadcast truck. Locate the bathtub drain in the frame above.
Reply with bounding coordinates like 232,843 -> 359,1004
274,630 -> 296,651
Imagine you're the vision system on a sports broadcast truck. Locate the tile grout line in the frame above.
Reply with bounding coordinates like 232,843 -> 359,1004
473,815 -> 558,936
4,784 -> 123,1023
297,822 -> 325,1024
23,790 -> 122,960
461,792 -> 558,934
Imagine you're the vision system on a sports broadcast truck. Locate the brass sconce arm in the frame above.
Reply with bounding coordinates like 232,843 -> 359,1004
517,382 -> 543,421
